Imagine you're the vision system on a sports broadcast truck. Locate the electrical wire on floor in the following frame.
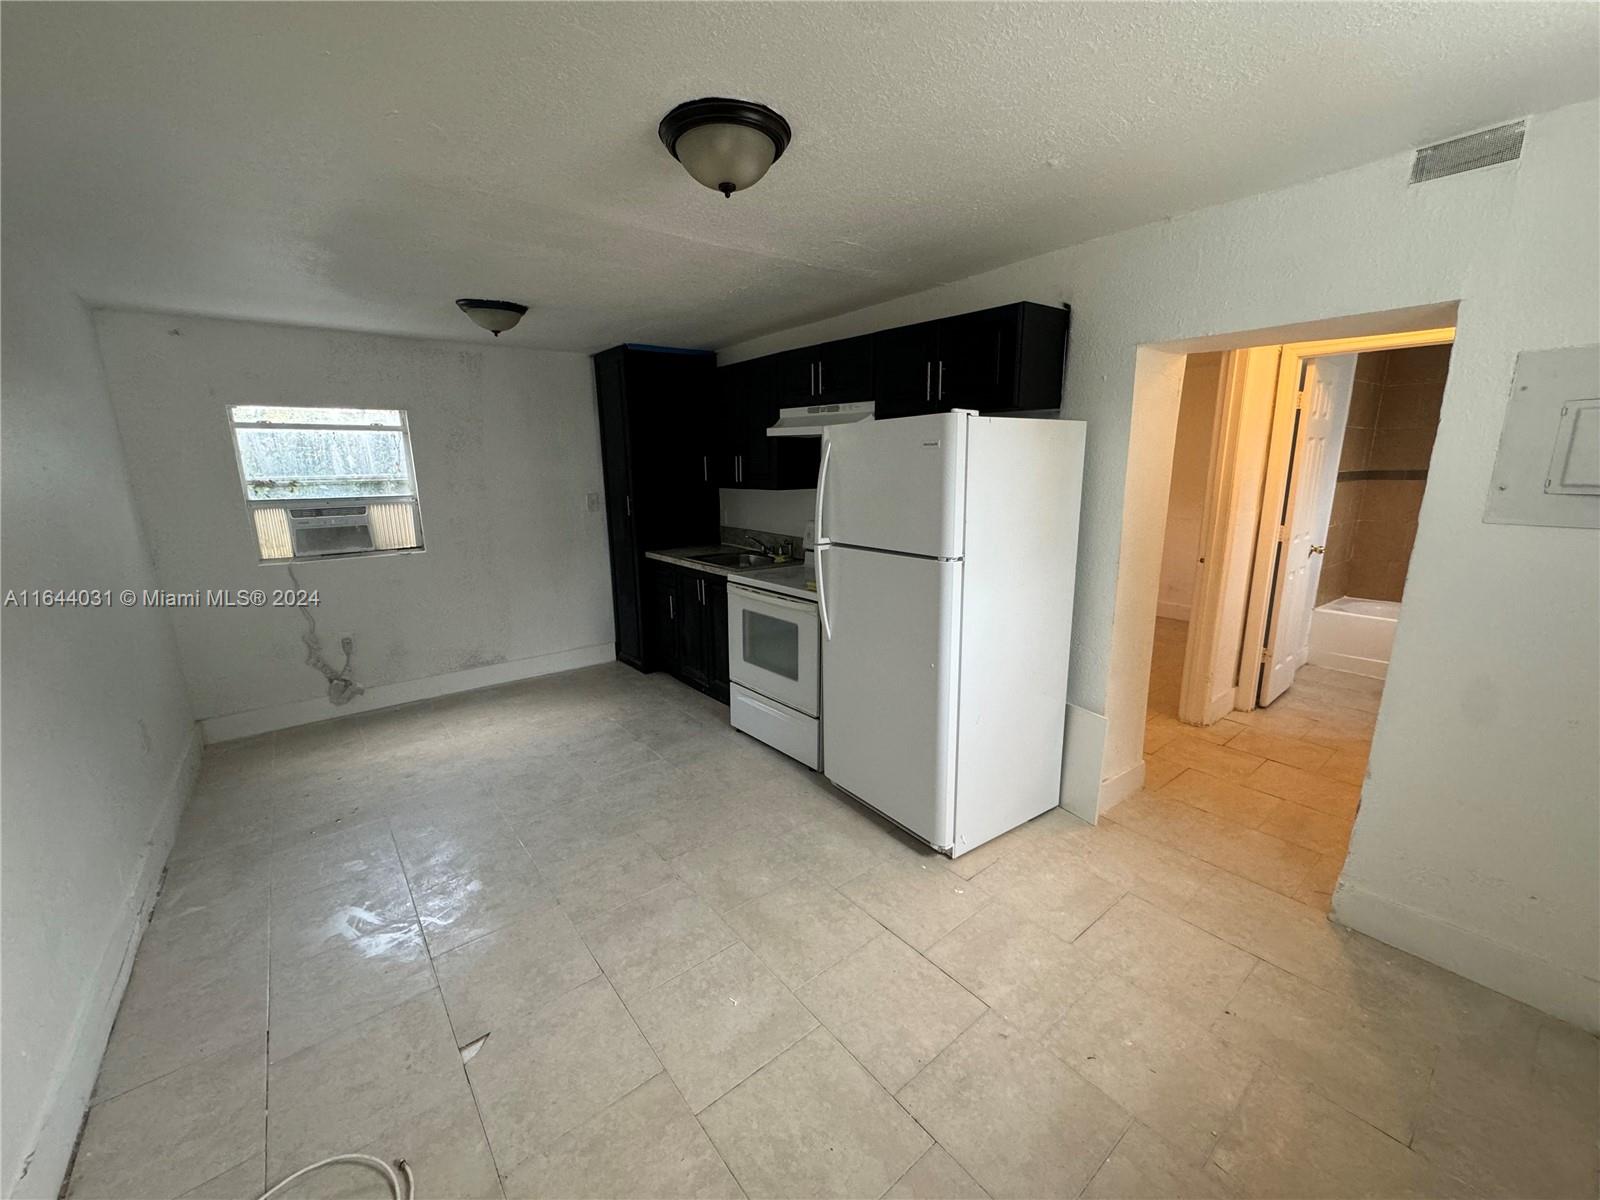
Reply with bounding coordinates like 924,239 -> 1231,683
257,1153 -> 413,1200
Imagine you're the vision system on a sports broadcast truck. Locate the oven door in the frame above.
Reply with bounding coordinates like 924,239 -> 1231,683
727,584 -> 820,718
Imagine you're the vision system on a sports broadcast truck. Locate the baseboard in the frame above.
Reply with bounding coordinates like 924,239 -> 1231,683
200,642 -> 617,743
1155,601 -> 1192,622
1308,649 -> 1388,680
1097,758 -> 1146,815
14,723 -> 202,1200
1334,879 -> 1600,1033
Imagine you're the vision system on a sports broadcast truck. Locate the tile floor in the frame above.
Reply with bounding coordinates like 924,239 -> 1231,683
67,659 -> 1597,1199
1139,616 -> 1375,912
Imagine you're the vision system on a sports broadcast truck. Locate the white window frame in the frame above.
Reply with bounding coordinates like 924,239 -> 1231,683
226,406 -> 427,563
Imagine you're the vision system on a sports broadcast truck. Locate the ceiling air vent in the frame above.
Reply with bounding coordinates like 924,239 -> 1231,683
1411,121 -> 1525,184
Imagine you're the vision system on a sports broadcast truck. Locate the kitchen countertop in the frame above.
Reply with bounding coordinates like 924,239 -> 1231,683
644,546 -> 802,579
728,561 -> 817,602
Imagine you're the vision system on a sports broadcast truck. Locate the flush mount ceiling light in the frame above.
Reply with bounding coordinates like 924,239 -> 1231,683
455,299 -> 528,336
658,98 -> 792,198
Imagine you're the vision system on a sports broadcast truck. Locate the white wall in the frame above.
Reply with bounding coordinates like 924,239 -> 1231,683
1156,352 -> 1221,621
721,100 -> 1600,1029
92,312 -> 614,740
1,251 -> 199,1198
720,488 -> 815,540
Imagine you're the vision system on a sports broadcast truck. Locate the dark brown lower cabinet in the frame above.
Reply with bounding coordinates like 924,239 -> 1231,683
645,561 -> 729,703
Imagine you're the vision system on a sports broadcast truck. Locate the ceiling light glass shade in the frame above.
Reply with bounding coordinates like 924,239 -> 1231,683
455,299 -> 528,336
673,123 -> 777,195
659,98 -> 792,197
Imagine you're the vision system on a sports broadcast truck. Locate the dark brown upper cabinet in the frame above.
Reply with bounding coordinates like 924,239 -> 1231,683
712,300 -> 1068,488
718,355 -> 820,490
872,302 -> 1070,419
775,336 -> 875,407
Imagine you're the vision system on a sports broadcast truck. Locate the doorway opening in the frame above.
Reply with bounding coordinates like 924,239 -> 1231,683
1130,326 -> 1454,911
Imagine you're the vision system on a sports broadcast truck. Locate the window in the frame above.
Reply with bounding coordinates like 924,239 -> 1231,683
227,406 -> 425,561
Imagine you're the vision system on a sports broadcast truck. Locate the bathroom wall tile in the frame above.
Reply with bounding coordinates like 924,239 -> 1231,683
1376,381 -> 1444,430
1354,514 -> 1419,563
1353,352 -> 1387,385
1322,518 -> 1352,563
1314,561 -> 1349,607
1337,423 -> 1372,471
1381,343 -> 1452,386
1347,557 -> 1406,603
1347,378 -> 1382,425
1328,482 -> 1362,532
1354,478 -> 1424,525
1367,427 -> 1437,471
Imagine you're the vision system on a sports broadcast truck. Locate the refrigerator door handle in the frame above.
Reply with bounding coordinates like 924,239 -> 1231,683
813,439 -> 831,545
815,544 -> 832,640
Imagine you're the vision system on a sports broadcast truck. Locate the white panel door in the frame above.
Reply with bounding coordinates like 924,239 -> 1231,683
1262,354 -> 1355,704
818,413 -> 968,557
819,544 -> 961,848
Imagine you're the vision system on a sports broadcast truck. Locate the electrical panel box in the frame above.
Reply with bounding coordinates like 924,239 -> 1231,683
1484,346 -> 1600,529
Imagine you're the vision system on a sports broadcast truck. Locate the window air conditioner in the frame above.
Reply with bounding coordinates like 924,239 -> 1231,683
287,504 -> 375,557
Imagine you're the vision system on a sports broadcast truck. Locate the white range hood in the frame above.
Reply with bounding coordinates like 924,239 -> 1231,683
767,401 -> 875,438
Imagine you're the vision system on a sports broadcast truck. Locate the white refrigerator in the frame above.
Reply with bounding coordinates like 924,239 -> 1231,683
814,411 -> 1086,856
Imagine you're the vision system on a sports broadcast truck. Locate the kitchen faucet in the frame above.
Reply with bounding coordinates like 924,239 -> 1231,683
740,534 -> 793,560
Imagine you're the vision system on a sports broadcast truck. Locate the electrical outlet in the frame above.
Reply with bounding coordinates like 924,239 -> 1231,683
586,491 -> 602,513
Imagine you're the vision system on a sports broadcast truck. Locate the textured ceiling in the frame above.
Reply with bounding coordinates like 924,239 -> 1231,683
4,3 -> 1596,352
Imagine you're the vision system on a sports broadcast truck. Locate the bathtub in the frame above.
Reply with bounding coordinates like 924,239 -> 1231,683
1309,596 -> 1400,679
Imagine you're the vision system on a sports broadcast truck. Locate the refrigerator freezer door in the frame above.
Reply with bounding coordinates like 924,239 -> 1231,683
819,544 -> 962,848
818,412 -> 968,558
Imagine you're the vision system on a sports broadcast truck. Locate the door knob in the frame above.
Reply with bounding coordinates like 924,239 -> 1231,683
1309,544 -> 1326,555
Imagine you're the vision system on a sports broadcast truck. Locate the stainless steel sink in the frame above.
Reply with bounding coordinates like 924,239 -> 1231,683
687,550 -> 776,568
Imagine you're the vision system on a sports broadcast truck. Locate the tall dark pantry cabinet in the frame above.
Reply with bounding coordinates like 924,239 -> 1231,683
592,345 -> 718,671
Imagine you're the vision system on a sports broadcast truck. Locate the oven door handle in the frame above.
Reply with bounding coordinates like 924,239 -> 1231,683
728,583 -> 817,617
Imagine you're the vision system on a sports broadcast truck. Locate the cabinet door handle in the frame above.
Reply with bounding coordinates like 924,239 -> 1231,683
702,455 -> 708,483
809,361 -> 816,396
924,362 -> 931,404
938,360 -> 945,401
625,494 -> 632,518
668,594 -> 674,620
817,360 -> 824,394
736,454 -> 743,483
